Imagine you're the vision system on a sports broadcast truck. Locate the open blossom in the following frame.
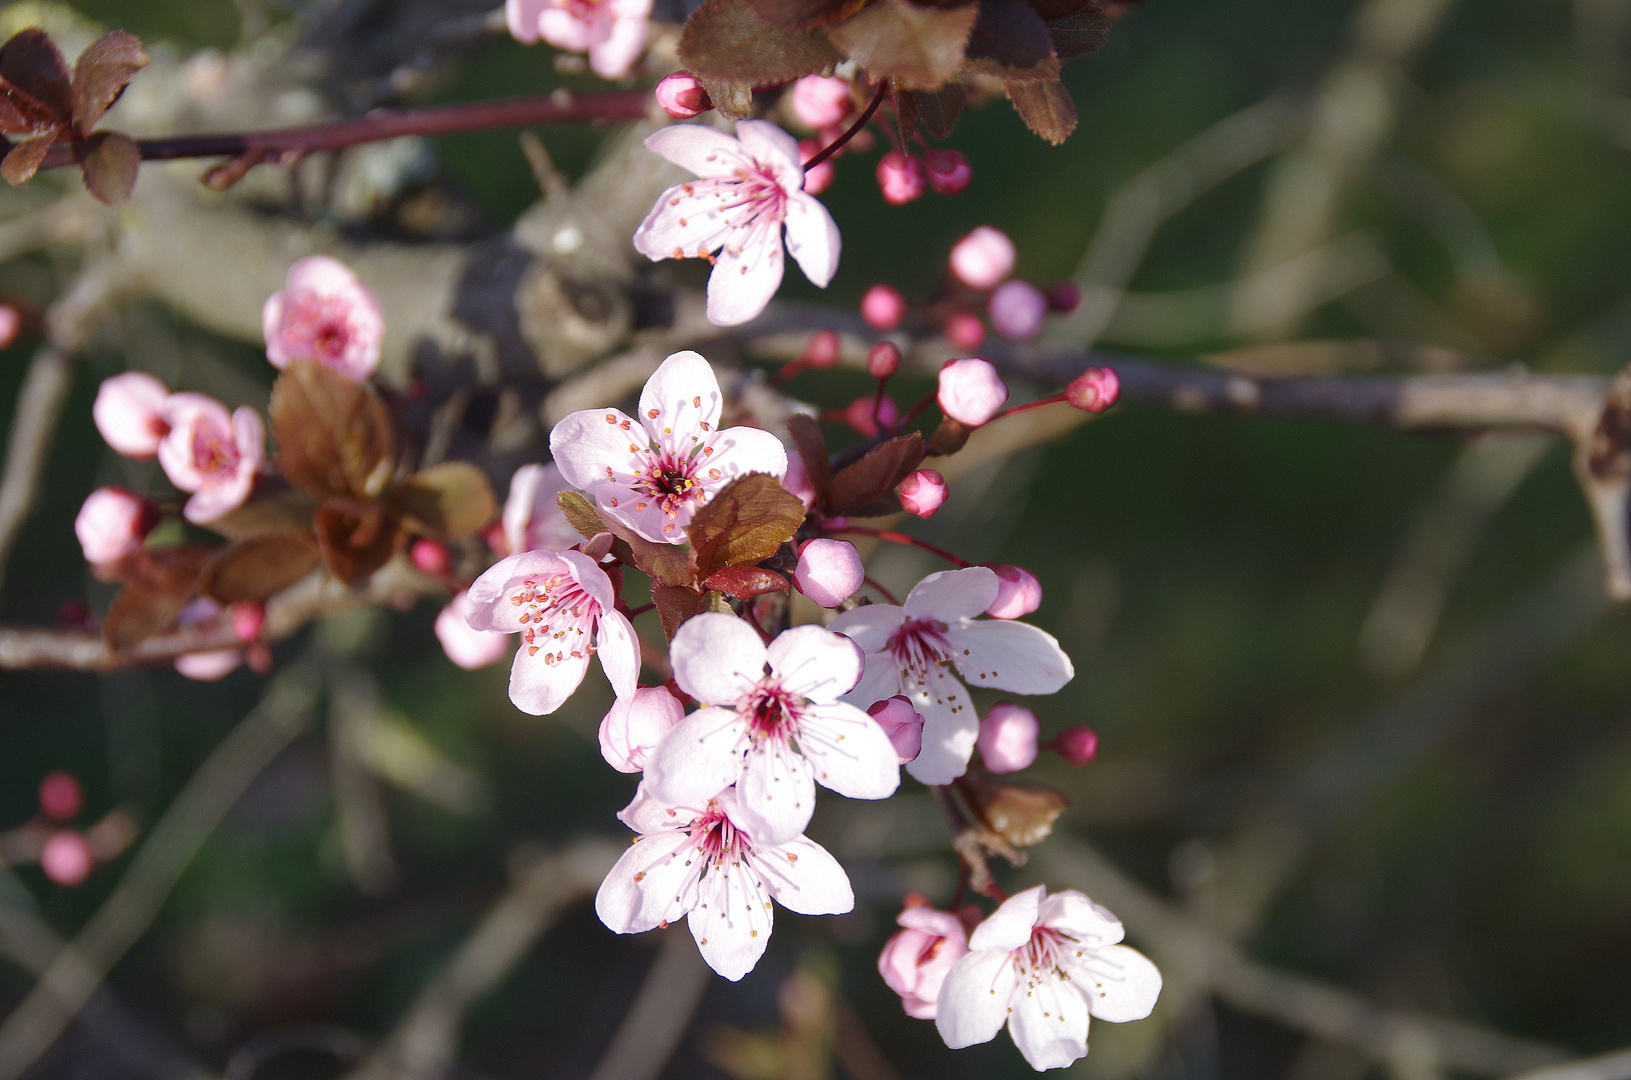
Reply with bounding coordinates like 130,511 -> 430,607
156,393 -> 264,524
507,0 -> 652,79
262,256 -> 384,382
790,75 -> 852,129
596,785 -> 853,980
464,548 -> 638,715
549,351 -> 787,545
94,372 -> 170,457
830,567 -> 1073,785
599,685 -> 685,772
75,488 -> 155,565
635,121 -> 840,327
435,590 -> 513,670
502,462 -> 580,555
879,897 -> 969,1018
645,612 -> 900,843
936,885 -> 1161,1071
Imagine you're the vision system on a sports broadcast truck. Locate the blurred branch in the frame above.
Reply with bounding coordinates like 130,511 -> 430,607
328,668 -> 399,897
1506,1049 -> 1631,1080
585,926 -> 711,1080
0,664 -> 320,1080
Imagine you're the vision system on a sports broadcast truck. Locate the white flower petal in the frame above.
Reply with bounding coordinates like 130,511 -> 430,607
688,859 -> 774,981
695,425 -> 788,491
936,950 -> 1019,1049
1007,970 -> 1090,1071
671,611 -> 766,704
946,619 -> 1074,695
735,742 -> 817,844
905,567 -> 1000,622
466,550 -> 569,632
970,885 -> 1046,951
706,219 -> 784,327
900,665 -> 978,785
548,407 -> 647,492
1040,891 -> 1124,947
594,829 -> 696,933
829,603 -> 907,655
752,834 -> 853,915
734,119 -> 804,187
634,180 -> 739,263
559,548 -> 617,610
639,350 -> 723,457
841,655 -> 904,715
767,625 -> 862,703
587,7 -> 647,78
1074,944 -> 1162,1023
503,462 -> 578,554
595,608 -> 641,700
783,191 -> 840,288
507,645 -> 590,716
644,706 -> 747,808
644,124 -> 753,178
589,480 -> 691,545
797,702 -> 900,801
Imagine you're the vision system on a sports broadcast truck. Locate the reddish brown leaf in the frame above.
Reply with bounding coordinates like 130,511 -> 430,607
78,130 -> 139,204
652,583 -> 703,642
0,30 -> 71,121
745,0 -> 868,28
894,82 -> 922,145
0,85 -> 58,135
960,775 -> 1070,847
102,546 -> 213,651
205,479 -> 319,540
70,30 -> 147,134
1005,78 -> 1076,143
686,473 -> 806,579
681,0 -> 845,86
828,0 -> 977,90
785,413 -> 830,502
917,82 -> 966,139
963,0 -> 1059,82
271,360 -> 396,501
826,433 -> 924,515
392,461 -> 497,541
0,136 -> 51,187
702,565 -> 790,599
313,502 -> 403,585
1047,3 -> 1109,58
204,532 -> 321,604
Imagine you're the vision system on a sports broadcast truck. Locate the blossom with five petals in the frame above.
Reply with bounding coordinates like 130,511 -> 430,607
643,612 -> 900,844
549,351 -> 787,544
262,256 -> 384,383
156,393 -> 265,524
595,785 -> 853,981
635,121 -> 840,326
935,885 -> 1161,1071
506,0 -> 652,80
829,567 -> 1073,786
464,548 -> 638,715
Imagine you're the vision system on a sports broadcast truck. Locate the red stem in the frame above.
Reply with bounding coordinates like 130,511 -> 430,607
988,393 -> 1068,423
862,575 -> 899,605
836,526 -> 969,568
802,83 -> 887,171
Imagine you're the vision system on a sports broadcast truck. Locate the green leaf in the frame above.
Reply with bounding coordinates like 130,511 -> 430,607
70,30 -> 147,135
271,360 -> 396,501
826,433 -> 924,515
204,532 -> 322,604
393,461 -> 498,541
686,473 -> 807,579
681,0 -> 845,88
827,0 -> 977,90
78,130 -> 140,205
1005,78 -> 1076,144
963,0 -> 1059,82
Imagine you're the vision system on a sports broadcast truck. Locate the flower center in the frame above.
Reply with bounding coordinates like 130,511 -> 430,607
284,296 -> 354,362
1018,926 -> 1070,979
690,803 -> 747,866
888,618 -> 951,673
743,682 -> 801,741
722,165 -> 789,231
509,573 -> 599,665
190,420 -> 240,479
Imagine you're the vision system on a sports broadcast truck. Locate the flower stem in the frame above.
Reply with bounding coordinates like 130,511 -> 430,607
836,526 -> 969,568
987,393 -> 1068,423
862,575 -> 900,605
802,83 -> 888,171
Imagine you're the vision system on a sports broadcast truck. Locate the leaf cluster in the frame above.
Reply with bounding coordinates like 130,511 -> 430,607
788,414 -> 926,518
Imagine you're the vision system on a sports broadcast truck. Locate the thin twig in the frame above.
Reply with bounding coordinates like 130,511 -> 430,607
584,926 -> 712,1080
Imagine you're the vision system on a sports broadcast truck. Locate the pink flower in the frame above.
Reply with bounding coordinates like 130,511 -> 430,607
949,226 -> 1015,290
74,487 -> 155,565
411,539 -> 452,577
862,285 -> 907,332
1066,367 -> 1120,414
984,563 -> 1042,619
549,351 -> 787,545
898,469 -> 947,518
464,548 -> 639,714
936,885 -> 1161,1070
867,696 -> 924,763
231,601 -> 266,642
790,75 -> 853,129
644,612 -> 900,843
977,702 -> 1038,773
944,311 -> 986,350
93,372 -> 170,457
599,685 -> 686,772
436,589 -> 513,670
656,71 -> 711,119
38,772 -> 82,823
635,121 -> 840,326
155,393 -> 264,524
1054,725 -> 1098,766
595,785 -> 853,981
507,0 -> 652,79
879,897 -> 969,1017
988,279 -> 1047,341
502,462 -> 581,554
40,831 -> 94,887
0,304 -> 20,349
877,152 -> 926,205
793,538 -> 864,608
925,149 -> 972,195
174,648 -> 243,681
938,358 -> 1009,427
262,256 -> 384,382
830,566 -> 1074,784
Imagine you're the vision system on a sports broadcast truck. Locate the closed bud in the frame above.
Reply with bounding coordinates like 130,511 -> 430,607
801,329 -> 841,370
599,686 -> 686,772
843,393 -> 899,437
948,226 -> 1015,290
861,285 -> 907,331
230,601 -> 266,643
655,71 -> 712,119
790,74 -> 852,128
38,771 -> 82,823
943,311 -> 985,350
0,303 -> 22,349
867,339 -> 902,378
1053,725 -> 1099,766
877,152 -> 926,205
1045,281 -> 1081,312
41,830 -> 93,887
782,451 -> 819,509
411,538 -> 452,577
1066,366 -> 1120,413
74,488 -> 157,565
868,696 -> 924,763
93,372 -> 171,458
924,148 -> 972,194
988,279 -> 1047,341
983,563 -> 1042,618
793,538 -> 865,608
899,468 -> 947,517
977,702 -> 1039,772
958,773 -> 1070,848
937,357 -> 1009,426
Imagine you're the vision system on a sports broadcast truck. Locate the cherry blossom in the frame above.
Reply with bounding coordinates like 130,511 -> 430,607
595,785 -> 853,981
93,372 -> 170,457
502,462 -> 581,555
829,567 -> 1073,785
1053,725 -> 1099,766
989,279 -> 1048,341
877,152 -> 926,205
40,831 -> 93,887
38,772 -> 82,823
175,649 -> 243,681
635,121 -> 840,326
862,285 -> 907,331
790,75 -> 853,129
599,685 -> 685,772
977,702 -> 1039,773
898,469 -> 947,518
549,351 -> 787,544
925,149 -> 973,195
464,548 -> 638,715
74,487 -> 155,565
435,590 -> 513,670
156,393 -> 265,524
506,0 -> 652,80
936,885 -> 1161,1070
944,311 -> 986,350
793,538 -> 864,608
262,256 -> 384,382
938,358 -> 1009,426
949,226 -> 1016,290
879,897 -> 969,1018
1066,367 -> 1120,413
644,612 -> 900,843
867,340 -> 903,378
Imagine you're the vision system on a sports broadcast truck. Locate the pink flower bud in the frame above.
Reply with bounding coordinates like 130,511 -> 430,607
230,601 -> 266,642
802,329 -> 841,370
982,563 -> 1042,619
0,303 -> 22,349
876,152 -> 926,205
793,538 -> 864,608
799,139 -> 835,195
157,394 -> 265,524
782,450 -> 819,510
943,311 -> 985,350
868,696 -> 923,763
435,590 -> 512,670
74,487 -> 156,565
861,285 -> 907,332
655,71 -> 712,119
948,226 -> 1015,290
924,148 -> 972,195
898,468 -> 947,517
93,372 -> 171,458
842,393 -> 899,437
987,279 -> 1047,341
1066,366 -> 1120,413
262,256 -> 384,382
599,686 -> 685,772
1045,282 -> 1081,312
411,538 -> 452,577
790,74 -> 852,129
977,702 -> 1039,773
866,339 -> 901,378
1053,725 -> 1099,766
40,830 -> 93,887
937,357 -> 1009,426
877,896 -> 969,1018
38,771 -> 82,823
174,649 -> 243,681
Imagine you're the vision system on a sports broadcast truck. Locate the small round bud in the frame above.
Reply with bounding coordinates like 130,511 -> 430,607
802,329 -> 841,370
790,74 -> 852,129
1053,725 -> 1099,766
861,285 -> 907,331
842,394 -> 899,437
411,538 -> 452,577
1045,282 -> 1081,313
0,303 -> 22,349
38,772 -> 82,823
94,372 -> 171,458
793,538 -> 865,608
600,686 -> 686,772
943,311 -> 985,350
75,488 -> 157,566
655,71 -> 712,119
924,148 -> 972,195
982,563 -> 1042,619
800,139 -> 835,195
977,702 -> 1039,773
867,340 -> 901,378
876,152 -> 926,205
230,601 -> 266,643
898,468 -> 947,518
1065,366 -> 1120,413
41,830 -> 93,887
948,226 -> 1015,290
868,696 -> 924,763
57,600 -> 93,630
937,358 -> 1009,427
987,279 -> 1048,341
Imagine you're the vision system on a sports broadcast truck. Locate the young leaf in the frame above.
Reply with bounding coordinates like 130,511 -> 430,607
313,502 -> 403,585
0,30 -> 71,122
70,30 -> 147,135
700,77 -> 755,120
826,433 -> 924,515
895,83 -> 922,144
1047,3 -> 1110,59
556,490 -> 609,540
746,0 -> 868,29
393,462 -> 498,541
702,565 -> 790,598
917,82 -> 966,139
0,85 -> 58,135
785,413 -> 830,501
0,137 -> 51,187
680,0 -> 845,87
686,473 -> 806,579
652,583 -> 703,642
78,131 -> 139,205
1005,78 -> 1076,144
960,775 -> 1070,847
204,532 -> 322,604
270,360 -> 396,501
102,546 -> 213,651
963,0 -> 1060,82
828,0 -> 978,90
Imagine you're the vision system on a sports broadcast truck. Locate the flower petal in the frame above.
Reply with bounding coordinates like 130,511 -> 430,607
767,624 -> 861,703
1006,970 -> 1090,1070
548,407 -> 646,492
644,706 -> 747,809
588,7 -> 648,78
634,180 -> 739,263
1075,944 -> 1162,1023
969,884 -> 1045,951
1039,891 -> 1124,947
706,220 -> 784,327
639,350 -> 722,457
644,124 -> 753,178
735,742 -> 817,844
783,191 -> 840,288
734,119 -> 803,187
595,608 -> 640,699
670,611 -> 766,704
900,665 -> 978,786
507,643 -> 590,716
587,480 -> 693,545
696,424 -> 788,490
797,702 -> 901,801
752,834 -> 853,915
594,829 -> 696,933
905,566 -> 999,622
946,619 -> 1074,695
465,550 -> 569,632
688,860 -> 774,981
829,603 -> 907,655
936,950 -> 1019,1049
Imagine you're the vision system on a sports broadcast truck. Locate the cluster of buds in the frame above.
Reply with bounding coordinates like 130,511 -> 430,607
0,772 -> 137,888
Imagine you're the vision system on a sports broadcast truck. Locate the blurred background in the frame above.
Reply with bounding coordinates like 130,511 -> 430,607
2,0 -> 1631,1077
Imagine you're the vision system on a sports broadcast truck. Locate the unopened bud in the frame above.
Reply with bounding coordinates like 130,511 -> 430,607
1045,282 -> 1081,313
655,71 -> 712,119
38,772 -> 82,823
230,601 -> 266,643
41,830 -> 93,886
861,285 -> 907,332
937,358 -> 1009,427
0,303 -> 21,349
977,702 -> 1039,772
866,339 -> 901,378
75,487 -> 157,565
800,139 -> 835,195
899,468 -> 947,518
790,74 -> 852,129
793,538 -> 865,608
411,538 -> 452,577
988,279 -> 1047,341
983,563 -> 1041,619
943,311 -> 985,350
843,393 -> 900,437
801,329 -> 841,370
782,451 -> 819,509
174,649 -> 244,681
925,148 -> 972,195
1053,725 -> 1099,766
948,226 -> 1015,290
876,152 -> 926,205
869,697 -> 925,763
1065,366 -> 1120,413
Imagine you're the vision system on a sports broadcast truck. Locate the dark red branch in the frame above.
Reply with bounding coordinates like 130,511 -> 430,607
802,83 -> 887,171
835,526 -> 970,568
